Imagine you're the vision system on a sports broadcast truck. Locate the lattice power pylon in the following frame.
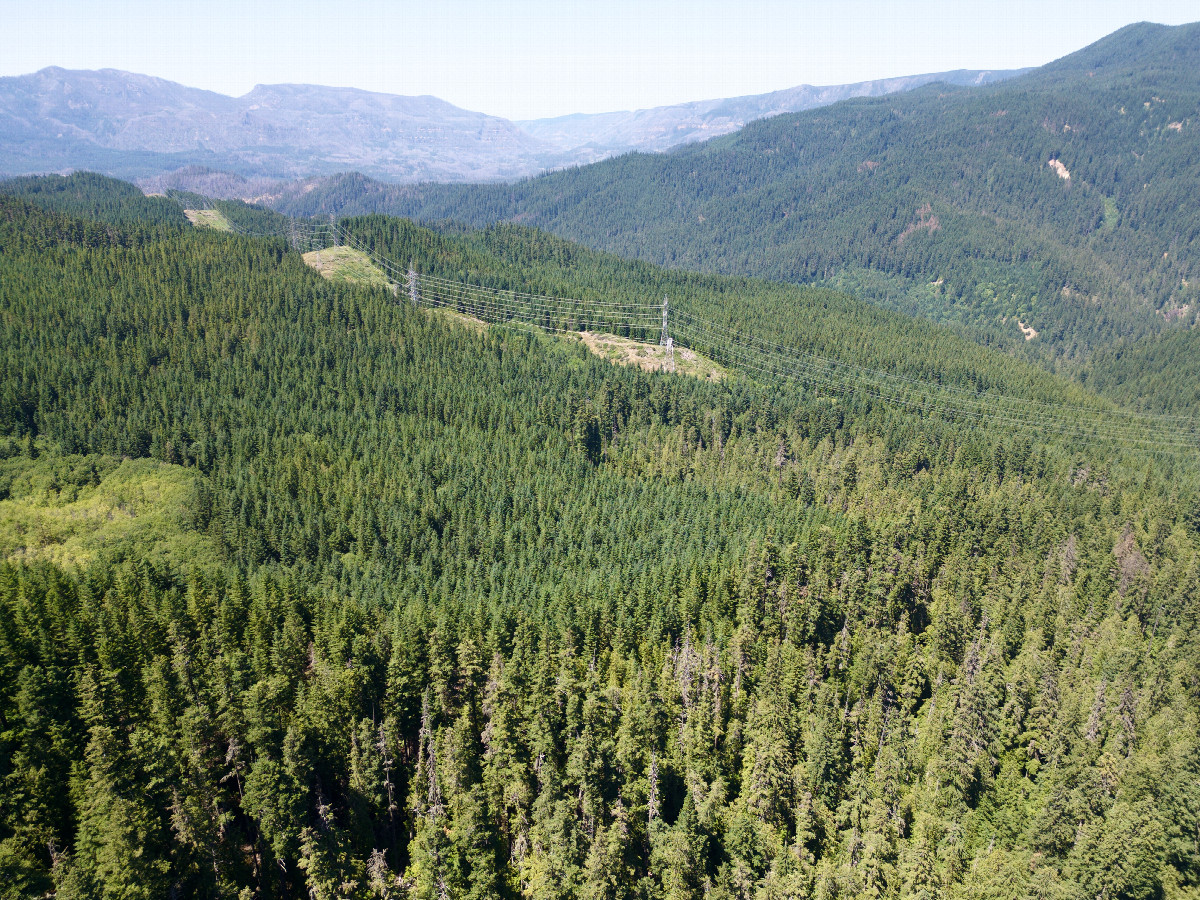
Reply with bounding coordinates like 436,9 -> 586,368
660,296 -> 675,373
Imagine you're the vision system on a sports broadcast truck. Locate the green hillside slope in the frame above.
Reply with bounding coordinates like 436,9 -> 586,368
2,189 -> 1199,899
0,171 -> 189,229
327,215 -> 1136,414
277,22 -> 1200,366
1081,326 -> 1200,414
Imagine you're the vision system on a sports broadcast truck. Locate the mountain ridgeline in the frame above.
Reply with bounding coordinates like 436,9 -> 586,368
514,68 -> 1025,158
1,176 -> 1199,899
276,22 -> 1200,366
0,65 -> 1021,184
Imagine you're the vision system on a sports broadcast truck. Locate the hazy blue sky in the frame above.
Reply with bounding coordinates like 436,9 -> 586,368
3,0 -> 1199,119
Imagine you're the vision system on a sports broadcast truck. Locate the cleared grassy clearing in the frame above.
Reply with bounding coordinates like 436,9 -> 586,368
302,245 -> 396,291
573,331 -> 726,381
424,306 -> 725,380
183,208 -> 232,231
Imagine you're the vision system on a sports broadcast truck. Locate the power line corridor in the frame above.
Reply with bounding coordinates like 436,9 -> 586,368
185,197 -> 1200,454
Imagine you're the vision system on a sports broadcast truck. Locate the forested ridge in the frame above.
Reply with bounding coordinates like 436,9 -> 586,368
0,172 -> 189,231
273,21 -> 1200,366
1,188 -> 1200,900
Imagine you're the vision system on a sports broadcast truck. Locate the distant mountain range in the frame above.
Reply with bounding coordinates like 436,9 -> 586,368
517,70 -> 1023,160
0,68 -> 549,182
0,65 -> 1022,183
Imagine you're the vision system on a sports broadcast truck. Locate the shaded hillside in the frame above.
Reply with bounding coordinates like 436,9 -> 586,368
1081,326 -> 1200,415
331,214 -> 1121,412
286,22 -> 1200,361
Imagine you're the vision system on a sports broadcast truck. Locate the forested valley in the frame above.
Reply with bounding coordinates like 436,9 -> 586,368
271,21 -> 1200,373
1,177 -> 1199,900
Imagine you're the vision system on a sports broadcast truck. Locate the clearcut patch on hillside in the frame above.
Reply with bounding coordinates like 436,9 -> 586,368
572,331 -> 726,381
184,208 -> 232,230
302,246 -> 395,291
425,308 -> 725,381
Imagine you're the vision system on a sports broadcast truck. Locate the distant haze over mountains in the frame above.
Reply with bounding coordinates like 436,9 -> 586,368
0,65 -> 1023,183
517,70 -> 1023,160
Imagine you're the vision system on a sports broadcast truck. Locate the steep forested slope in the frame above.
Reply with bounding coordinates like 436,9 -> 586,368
277,22 -> 1200,363
1,193 -> 1199,900
329,214 -> 1121,407
1081,326 -> 1200,414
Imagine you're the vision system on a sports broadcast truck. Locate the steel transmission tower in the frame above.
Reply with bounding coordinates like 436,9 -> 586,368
660,296 -> 675,373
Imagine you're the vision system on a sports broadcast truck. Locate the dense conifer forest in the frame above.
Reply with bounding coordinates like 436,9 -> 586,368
1,178 -> 1199,900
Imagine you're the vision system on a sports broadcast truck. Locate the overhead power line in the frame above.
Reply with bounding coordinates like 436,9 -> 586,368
181,194 -> 1200,454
